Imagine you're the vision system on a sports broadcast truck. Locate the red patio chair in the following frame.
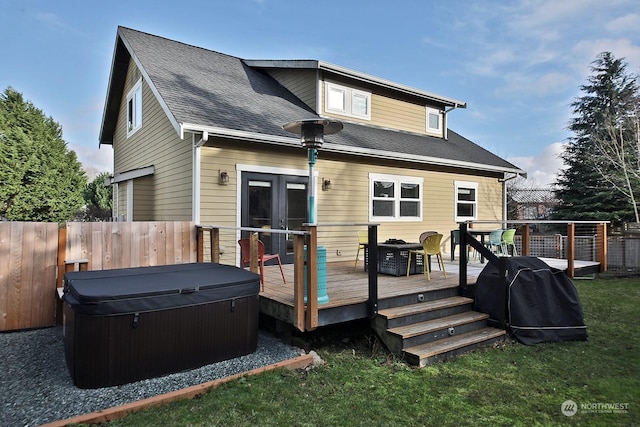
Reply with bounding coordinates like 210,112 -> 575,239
238,238 -> 286,291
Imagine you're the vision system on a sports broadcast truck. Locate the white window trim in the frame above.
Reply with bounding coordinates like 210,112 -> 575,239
325,81 -> 371,120
369,173 -> 423,222
126,78 -> 143,137
426,107 -> 442,134
454,180 -> 478,222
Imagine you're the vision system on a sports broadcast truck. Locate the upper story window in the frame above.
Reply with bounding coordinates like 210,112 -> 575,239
126,78 -> 143,137
426,107 -> 442,134
325,82 -> 371,120
455,181 -> 478,221
369,173 -> 423,222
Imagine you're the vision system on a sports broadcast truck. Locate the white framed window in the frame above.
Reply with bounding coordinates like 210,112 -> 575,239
455,181 -> 478,221
369,173 -> 423,221
325,82 -> 371,120
426,107 -> 442,133
126,78 -> 143,136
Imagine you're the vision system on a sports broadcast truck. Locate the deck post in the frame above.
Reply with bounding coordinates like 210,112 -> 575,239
521,223 -> 530,256
196,226 -> 204,262
566,223 -> 575,278
249,233 -> 259,274
367,224 -> 378,318
292,234 -> 305,332
596,223 -> 608,273
305,225 -> 319,330
210,228 -> 220,263
459,222 -> 468,294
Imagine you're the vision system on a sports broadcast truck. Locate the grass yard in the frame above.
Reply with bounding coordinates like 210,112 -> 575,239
96,278 -> 638,427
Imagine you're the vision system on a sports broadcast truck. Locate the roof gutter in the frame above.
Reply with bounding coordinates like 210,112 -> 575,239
178,124 -> 526,176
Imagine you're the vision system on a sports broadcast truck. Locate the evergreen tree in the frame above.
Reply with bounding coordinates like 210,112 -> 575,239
0,87 -> 87,222
554,52 -> 640,224
81,172 -> 113,221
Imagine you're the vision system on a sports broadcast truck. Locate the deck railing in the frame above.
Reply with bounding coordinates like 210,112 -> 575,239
197,222 -> 380,332
458,220 -> 609,292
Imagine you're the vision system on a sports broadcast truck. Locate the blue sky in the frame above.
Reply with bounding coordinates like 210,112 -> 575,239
1,0 -> 639,185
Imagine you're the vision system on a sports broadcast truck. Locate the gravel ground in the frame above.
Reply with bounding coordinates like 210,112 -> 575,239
1,326 -> 304,426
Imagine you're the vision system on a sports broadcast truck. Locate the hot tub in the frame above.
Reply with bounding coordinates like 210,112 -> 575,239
62,263 -> 260,389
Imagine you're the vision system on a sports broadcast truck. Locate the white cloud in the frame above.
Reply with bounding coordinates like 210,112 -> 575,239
507,142 -> 567,187
605,13 -> 640,33
573,38 -> 640,71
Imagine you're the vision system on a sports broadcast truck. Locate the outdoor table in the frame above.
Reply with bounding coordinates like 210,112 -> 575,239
364,242 -> 429,276
469,230 -> 491,263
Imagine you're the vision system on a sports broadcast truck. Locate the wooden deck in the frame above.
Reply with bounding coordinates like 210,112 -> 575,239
259,259 -> 482,328
258,256 -> 600,329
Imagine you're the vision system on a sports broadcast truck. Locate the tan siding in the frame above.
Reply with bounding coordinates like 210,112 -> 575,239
320,76 -> 443,137
112,58 -> 193,221
198,141 -> 503,264
133,175 -> 154,221
266,69 -> 317,110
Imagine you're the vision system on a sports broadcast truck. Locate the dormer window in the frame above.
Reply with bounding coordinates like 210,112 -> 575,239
126,78 -> 143,137
325,82 -> 371,120
426,107 -> 442,134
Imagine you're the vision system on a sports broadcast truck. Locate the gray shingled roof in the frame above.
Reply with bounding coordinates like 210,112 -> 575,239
100,27 -> 524,175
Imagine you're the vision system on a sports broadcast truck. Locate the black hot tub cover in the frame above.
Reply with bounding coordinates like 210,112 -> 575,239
63,263 -> 261,316
475,256 -> 588,345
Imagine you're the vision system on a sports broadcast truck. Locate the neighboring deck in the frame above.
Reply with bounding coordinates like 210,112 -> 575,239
258,257 -> 599,329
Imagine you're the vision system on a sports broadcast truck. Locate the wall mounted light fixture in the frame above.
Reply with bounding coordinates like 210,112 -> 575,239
322,178 -> 332,191
219,170 -> 229,185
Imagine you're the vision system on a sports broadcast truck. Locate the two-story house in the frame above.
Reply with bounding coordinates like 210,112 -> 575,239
99,26 -> 525,265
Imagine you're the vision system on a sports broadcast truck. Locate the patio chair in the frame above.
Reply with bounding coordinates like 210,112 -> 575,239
238,238 -> 286,291
450,229 -> 470,262
355,230 -> 368,267
485,229 -> 505,255
418,230 -> 438,243
501,228 -> 517,256
407,233 -> 446,280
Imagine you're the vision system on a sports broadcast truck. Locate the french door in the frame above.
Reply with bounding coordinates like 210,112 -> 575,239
241,172 -> 308,263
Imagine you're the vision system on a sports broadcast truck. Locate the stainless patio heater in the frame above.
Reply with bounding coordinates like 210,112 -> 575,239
282,118 -> 343,225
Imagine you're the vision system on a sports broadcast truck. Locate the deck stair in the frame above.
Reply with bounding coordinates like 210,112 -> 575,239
372,283 -> 505,367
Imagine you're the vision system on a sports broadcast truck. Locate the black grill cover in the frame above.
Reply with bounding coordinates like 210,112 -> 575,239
475,256 -> 588,345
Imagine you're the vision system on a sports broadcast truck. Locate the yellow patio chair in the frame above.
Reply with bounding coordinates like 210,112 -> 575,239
501,228 -> 517,256
407,233 -> 446,280
355,230 -> 368,267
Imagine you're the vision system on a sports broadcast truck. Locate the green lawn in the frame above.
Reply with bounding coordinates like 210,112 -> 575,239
101,278 -> 639,427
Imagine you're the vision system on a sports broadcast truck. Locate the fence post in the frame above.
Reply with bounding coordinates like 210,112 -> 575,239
596,223 -> 607,273
567,223 -> 575,278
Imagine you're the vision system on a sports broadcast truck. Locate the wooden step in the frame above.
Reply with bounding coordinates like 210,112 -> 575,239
385,311 -> 489,352
376,296 -> 474,328
403,327 -> 506,367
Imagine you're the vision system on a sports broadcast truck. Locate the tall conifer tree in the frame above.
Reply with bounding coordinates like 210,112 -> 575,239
554,52 -> 640,224
0,87 -> 87,221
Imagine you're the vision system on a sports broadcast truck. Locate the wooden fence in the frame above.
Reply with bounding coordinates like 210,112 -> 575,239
0,221 -> 197,332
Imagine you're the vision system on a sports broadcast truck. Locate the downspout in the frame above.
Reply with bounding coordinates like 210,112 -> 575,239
499,173 -> 520,227
443,104 -> 460,140
193,131 -> 208,224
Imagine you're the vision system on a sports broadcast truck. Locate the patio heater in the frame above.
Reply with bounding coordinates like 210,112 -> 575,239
282,118 -> 343,225
283,118 -> 342,305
